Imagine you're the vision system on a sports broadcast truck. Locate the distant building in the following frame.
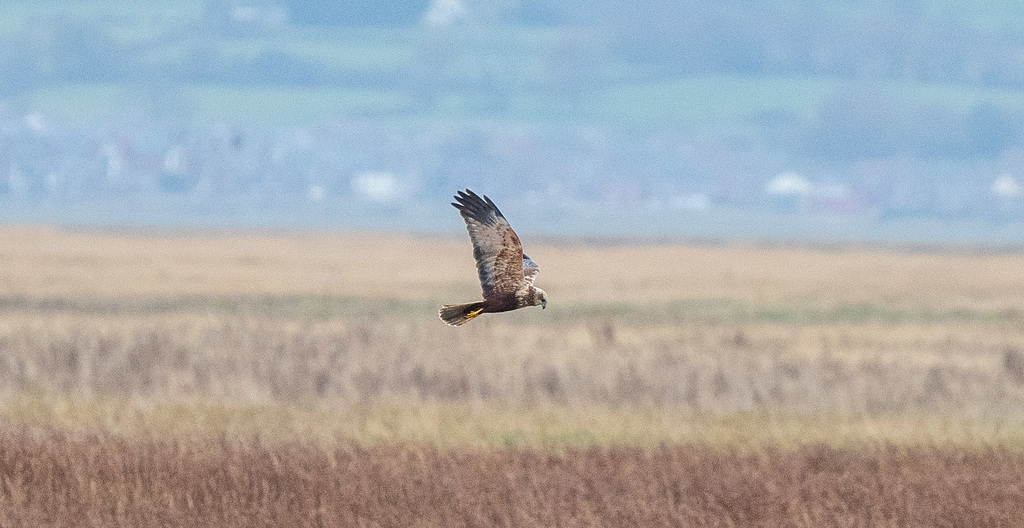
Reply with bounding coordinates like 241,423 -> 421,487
990,173 -> 1023,220
352,171 -> 401,204
23,113 -> 45,134
206,0 -> 288,32
307,184 -> 325,203
159,146 -> 189,194
766,172 -> 812,197
765,172 -> 811,212
231,3 -> 288,27
992,174 -> 1022,199
424,0 -> 468,26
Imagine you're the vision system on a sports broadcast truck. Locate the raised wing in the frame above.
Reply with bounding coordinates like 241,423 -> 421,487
522,254 -> 540,287
452,189 -> 526,299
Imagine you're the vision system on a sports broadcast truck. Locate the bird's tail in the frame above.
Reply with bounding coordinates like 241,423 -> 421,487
439,302 -> 486,326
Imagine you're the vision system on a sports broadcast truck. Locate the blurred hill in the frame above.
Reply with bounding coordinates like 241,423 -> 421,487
4,1 -> 1024,241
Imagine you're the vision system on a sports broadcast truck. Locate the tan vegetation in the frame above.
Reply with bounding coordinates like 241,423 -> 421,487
0,227 -> 1023,523
3,226 -> 1024,310
1,314 -> 1024,422
6,396 -> 1024,450
0,227 -> 1022,444
1,429 -> 1022,527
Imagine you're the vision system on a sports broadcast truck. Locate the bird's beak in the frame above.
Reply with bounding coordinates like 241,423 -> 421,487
542,300 -> 547,309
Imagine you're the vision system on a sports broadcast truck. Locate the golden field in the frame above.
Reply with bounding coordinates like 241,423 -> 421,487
5,226 -> 1024,309
0,226 -> 1023,525
0,226 -> 1023,445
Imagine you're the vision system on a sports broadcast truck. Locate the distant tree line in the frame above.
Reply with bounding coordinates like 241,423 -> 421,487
534,1 -> 1024,93
3,0 -> 1024,222
8,2 -> 1024,90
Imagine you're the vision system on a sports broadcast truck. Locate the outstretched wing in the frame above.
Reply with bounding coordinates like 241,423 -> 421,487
522,254 -> 540,287
452,189 -> 526,299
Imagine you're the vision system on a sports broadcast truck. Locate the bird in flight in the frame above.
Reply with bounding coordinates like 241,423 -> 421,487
439,189 -> 547,326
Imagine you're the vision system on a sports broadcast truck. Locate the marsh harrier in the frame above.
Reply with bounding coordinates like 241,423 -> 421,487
439,189 -> 547,326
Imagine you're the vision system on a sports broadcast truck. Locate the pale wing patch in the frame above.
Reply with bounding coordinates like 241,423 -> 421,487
522,254 -> 540,287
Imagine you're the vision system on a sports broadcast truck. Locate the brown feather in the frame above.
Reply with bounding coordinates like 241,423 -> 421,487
451,189 -> 527,300
442,189 -> 546,325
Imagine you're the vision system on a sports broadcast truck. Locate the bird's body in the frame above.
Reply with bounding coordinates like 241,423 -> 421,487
439,189 -> 547,326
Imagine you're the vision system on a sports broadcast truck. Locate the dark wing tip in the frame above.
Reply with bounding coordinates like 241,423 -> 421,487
453,188 -> 479,202
451,189 -> 504,226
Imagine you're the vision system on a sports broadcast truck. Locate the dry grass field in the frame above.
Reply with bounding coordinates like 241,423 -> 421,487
1,430 -> 1022,527
0,226 -> 1023,525
5,227 -> 1024,310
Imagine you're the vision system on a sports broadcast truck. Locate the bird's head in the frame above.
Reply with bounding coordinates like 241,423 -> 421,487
534,287 -> 548,309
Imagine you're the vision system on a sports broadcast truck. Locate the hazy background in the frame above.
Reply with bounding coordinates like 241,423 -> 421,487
4,0 -> 1024,242
4,4 -> 1024,522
